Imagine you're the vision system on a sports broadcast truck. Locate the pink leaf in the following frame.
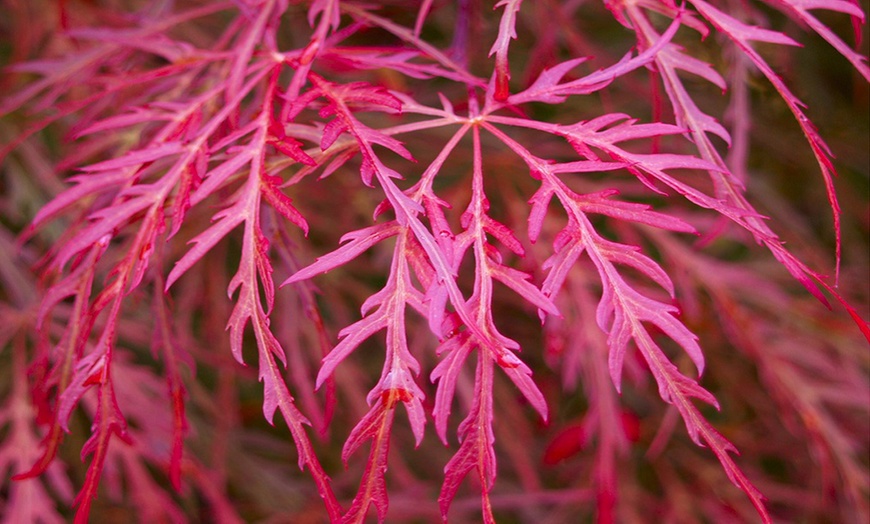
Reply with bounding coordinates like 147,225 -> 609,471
691,0 -> 846,276
431,332 -> 474,444
481,215 -> 525,256
527,181 -> 555,244
490,264 -> 560,317
439,354 -> 497,524
509,14 -> 682,104
515,57 -> 591,104
80,141 -> 184,172
489,0 -> 524,100
316,310 -> 388,389
267,132 -> 316,166
188,150 -> 255,207
73,382 -> 131,524
166,205 -> 244,290
281,223 -> 402,286
340,399 -> 395,523
259,175 -> 309,235
572,189 -> 696,233
498,357 -> 549,422
72,107 -> 169,139
167,153 -> 204,239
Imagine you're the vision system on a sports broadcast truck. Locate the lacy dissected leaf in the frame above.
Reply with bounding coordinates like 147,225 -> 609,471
430,330 -> 475,444
634,328 -> 770,522
761,0 -> 870,80
282,223 -> 403,286
2,0 -> 867,522
299,76 -> 414,187
166,200 -> 246,292
339,394 -> 398,523
438,353 -> 498,524
490,0 -> 524,100
509,13 -> 682,104
426,127 -> 556,523
301,229 -> 427,522
73,381 -> 131,524
623,5 -> 844,315
493,96 -> 775,517
169,132 -> 309,290
653,41 -> 732,145
324,48 -> 455,79
689,0 -> 845,272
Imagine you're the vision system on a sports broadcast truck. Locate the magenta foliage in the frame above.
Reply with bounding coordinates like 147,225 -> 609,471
0,0 -> 868,523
